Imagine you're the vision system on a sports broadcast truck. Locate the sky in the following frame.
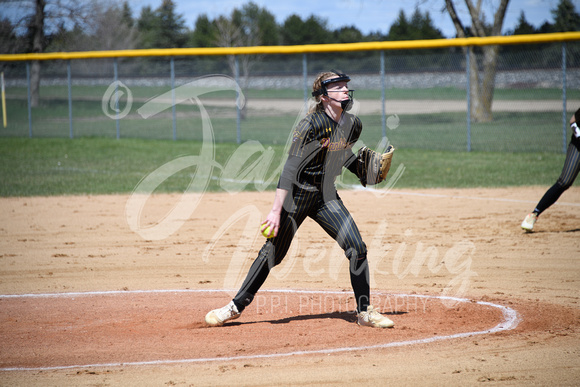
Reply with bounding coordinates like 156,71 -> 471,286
129,0 -> 578,39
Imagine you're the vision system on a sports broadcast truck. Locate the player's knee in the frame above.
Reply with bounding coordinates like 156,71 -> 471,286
257,241 -> 283,268
348,250 -> 368,274
356,241 -> 367,257
345,241 -> 367,261
556,178 -> 573,191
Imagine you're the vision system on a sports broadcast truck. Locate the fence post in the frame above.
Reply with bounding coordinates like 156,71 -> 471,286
114,58 -> 120,139
303,54 -> 308,103
170,56 -> 176,141
235,56 -> 241,144
67,60 -> 73,139
26,62 -> 32,138
562,43 -> 567,154
380,50 -> 386,138
466,49 -> 471,152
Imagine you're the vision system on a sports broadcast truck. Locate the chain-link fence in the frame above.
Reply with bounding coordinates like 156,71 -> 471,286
1,39 -> 579,153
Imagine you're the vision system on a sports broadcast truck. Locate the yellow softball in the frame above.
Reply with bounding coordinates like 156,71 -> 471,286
261,225 -> 273,238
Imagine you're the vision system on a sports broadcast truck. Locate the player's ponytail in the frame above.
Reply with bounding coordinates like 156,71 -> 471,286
309,72 -> 336,114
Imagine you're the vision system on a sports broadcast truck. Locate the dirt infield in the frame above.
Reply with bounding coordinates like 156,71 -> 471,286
1,187 -> 579,385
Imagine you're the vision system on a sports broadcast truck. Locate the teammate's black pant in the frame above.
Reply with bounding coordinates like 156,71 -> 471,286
534,142 -> 580,215
233,186 -> 370,313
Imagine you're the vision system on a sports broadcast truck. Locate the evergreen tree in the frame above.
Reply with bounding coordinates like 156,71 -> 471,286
255,5 -> 279,46
537,21 -> 555,34
281,14 -> 307,45
551,0 -> 580,32
388,8 -> 443,41
388,10 -> 410,40
137,0 -> 187,49
334,26 -> 364,44
418,11 -> 444,39
189,14 -> 216,47
230,1 -> 279,47
137,5 -> 158,49
121,1 -> 134,29
512,11 -> 536,35
302,15 -> 332,44
281,14 -> 332,45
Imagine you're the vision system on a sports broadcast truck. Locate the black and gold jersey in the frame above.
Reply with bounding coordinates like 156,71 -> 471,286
278,111 -> 362,190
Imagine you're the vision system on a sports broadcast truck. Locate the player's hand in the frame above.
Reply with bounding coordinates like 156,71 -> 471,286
261,211 -> 280,238
261,188 -> 288,238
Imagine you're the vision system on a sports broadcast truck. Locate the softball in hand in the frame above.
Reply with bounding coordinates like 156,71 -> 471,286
261,224 -> 273,238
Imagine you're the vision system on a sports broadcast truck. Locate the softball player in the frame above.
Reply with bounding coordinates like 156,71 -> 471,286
521,108 -> 580,231
205,70 -> 394,328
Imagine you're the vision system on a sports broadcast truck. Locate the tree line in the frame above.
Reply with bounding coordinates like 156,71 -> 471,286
1,0 -> 578,120
2,0 -> 577,55
0,0 -> 446,54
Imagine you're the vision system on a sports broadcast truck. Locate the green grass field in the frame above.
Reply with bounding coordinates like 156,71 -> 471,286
6,85 -> 579,101
4,85 -> 576,148
1,97 -> 574,153
1,85 -> 575,196
0,137 -> 569,197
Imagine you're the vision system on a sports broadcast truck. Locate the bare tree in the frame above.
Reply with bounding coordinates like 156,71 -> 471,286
2,0 -> 94,106
29,0 -> 45,108
213,15 -> 252,119
88,3 -> 138,51
214,15 -> 248,87
213,3 -> 279,119
56,2 -> 140,78
214,3 -> 275,88
444,0 -> 509,122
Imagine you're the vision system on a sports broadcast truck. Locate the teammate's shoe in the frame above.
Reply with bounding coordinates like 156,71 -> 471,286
521,212 -> 538,232
357,305 -> 394,328
205,301 -> 241,326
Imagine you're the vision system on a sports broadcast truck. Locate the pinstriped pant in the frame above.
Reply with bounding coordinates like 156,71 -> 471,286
535,141 -> 580,215
233,186 -> 370,312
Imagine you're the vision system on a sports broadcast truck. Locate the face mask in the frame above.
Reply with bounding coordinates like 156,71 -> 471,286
340,94 -> 353,111
328,90 -> 354,111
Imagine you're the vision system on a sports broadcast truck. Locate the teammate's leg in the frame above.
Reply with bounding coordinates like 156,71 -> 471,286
535,143 -> 580,214
522,143 -> 580,231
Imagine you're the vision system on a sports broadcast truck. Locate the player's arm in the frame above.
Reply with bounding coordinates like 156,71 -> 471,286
264,139 -> 319,237
261,188 -> 288,238
343,115 -> 364,176
346,146 -> 395,187
265,156 -> 295,238
571,108 -> 580,145
345,149 -> 360,175
265,119 -> 312,237
571,108 -> 579,125
278,117 -> 318,189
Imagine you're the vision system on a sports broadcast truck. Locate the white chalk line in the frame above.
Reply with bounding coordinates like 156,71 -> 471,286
214,180 -> 580,207
351,186 -> 580,207
0,289 -> 520,372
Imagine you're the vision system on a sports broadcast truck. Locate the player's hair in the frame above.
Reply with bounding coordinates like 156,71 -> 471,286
310,72 -> 338,113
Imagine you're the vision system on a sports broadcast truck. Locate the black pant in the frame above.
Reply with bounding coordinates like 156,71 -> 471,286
535,142 -> 580,215
233,186 -> 370,312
